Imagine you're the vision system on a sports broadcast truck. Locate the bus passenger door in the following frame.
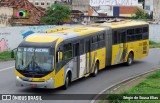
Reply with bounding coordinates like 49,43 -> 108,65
119,30 -> 127,63
85,39 -> 91,75
73,42 -> 80,79
113,30 -> 126,65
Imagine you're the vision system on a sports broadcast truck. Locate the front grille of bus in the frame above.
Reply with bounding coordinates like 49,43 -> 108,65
17,70 -> 51,78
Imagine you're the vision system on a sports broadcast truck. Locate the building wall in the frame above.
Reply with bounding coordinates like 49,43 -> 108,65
0,25 -> 56,52
119,6 -> 138,17
0,7 -> 13,27
99,6 -> 113,16
144,0 -> 153,15
72,0 -> 90,12
149,24 -> 160,42
153,0 -> 160,21
0,24 -> 80,52
28,0 -> 62,8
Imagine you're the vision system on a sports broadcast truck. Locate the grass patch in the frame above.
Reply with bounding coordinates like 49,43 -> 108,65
0,51 -> 16,61
107,70 -> 160,103
150,41 -> 160,48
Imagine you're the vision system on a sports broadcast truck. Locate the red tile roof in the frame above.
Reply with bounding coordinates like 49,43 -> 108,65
0,0 -> 46,25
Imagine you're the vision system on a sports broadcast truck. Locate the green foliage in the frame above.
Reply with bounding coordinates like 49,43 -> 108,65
98,70 -> 160,103
0,51 -> 16,61
132,8 -> 152,19
40,4 -> 71,25
120,70 -> 160,103
149,41 -> 160,48
150,41 -> 157,45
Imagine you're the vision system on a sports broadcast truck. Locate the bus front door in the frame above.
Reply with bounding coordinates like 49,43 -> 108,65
73,42 -> 80,79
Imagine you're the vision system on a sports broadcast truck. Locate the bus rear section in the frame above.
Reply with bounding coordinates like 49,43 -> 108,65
93,20 -> 149,66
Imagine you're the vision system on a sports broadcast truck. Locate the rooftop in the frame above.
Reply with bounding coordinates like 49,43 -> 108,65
0,0 -> 46,25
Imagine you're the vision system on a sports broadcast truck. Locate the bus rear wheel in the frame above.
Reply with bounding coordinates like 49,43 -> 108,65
126,53 -> 134,66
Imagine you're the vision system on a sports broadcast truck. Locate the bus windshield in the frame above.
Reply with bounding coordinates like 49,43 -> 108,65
16,47 -> 54,72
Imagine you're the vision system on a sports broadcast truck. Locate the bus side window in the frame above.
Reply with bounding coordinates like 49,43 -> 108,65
113,31 -> 118,44
143,27 -> 148,33
143,27 -> 149,40
98,33 -> 105,41
127,29 -> 135,35
120,31 -> 126,43
98,33 -> 105,48
92,35 -> 98,50
85,39 -> 91,53
80,40 -> 84,55
56,46 -> 63,63
127,29 -> 135,42
135,28 -> 143,34
56,51 -> 58,63
92,35 -> 98,43
63,43 -> 73,60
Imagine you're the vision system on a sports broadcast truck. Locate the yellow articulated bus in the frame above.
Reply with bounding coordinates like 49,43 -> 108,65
13,20 -> 149,89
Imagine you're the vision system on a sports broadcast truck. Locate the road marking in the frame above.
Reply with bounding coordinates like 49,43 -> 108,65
0,66 -> 14,72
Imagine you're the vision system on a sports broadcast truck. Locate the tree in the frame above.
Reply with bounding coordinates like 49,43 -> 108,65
40,4 -> 71,25
132,8 -> 152,19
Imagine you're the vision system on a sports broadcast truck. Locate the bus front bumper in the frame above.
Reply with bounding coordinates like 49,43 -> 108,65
16,76 -> 54,89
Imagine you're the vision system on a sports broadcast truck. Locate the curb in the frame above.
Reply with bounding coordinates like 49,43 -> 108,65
90,68 -> 160,103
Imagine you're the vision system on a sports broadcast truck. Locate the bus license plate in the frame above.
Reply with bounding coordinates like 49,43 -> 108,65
31,84 -> 37,88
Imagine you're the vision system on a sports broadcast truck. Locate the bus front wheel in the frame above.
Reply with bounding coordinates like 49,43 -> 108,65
63,74 -> 70,90
126,53 -> 134,66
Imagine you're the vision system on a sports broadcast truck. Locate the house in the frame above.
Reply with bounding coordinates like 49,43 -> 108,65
28,0 -> 72,8
0,0 -> 45,25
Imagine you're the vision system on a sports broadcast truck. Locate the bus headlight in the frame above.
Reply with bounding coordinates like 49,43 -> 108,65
16,76 -> 20,79
48,78 -> 53,81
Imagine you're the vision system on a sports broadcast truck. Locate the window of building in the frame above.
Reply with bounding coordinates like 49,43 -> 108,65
35,2 -> 39,5
41,2 -> 45,5
47,2 -> 50,5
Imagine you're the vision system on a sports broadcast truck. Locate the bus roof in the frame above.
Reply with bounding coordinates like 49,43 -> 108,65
46,26 -> 106,36
92,20 -> 149,29
25,27 -> 106,43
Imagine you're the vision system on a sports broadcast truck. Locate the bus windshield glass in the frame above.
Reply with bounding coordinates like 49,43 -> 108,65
16,47 -> 54,72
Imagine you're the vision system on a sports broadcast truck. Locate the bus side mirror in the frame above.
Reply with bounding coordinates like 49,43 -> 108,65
11,48 -> 17,59
11,50 -> 14,58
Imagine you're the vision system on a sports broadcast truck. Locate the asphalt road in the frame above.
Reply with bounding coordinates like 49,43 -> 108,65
0,48 -> 160,103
